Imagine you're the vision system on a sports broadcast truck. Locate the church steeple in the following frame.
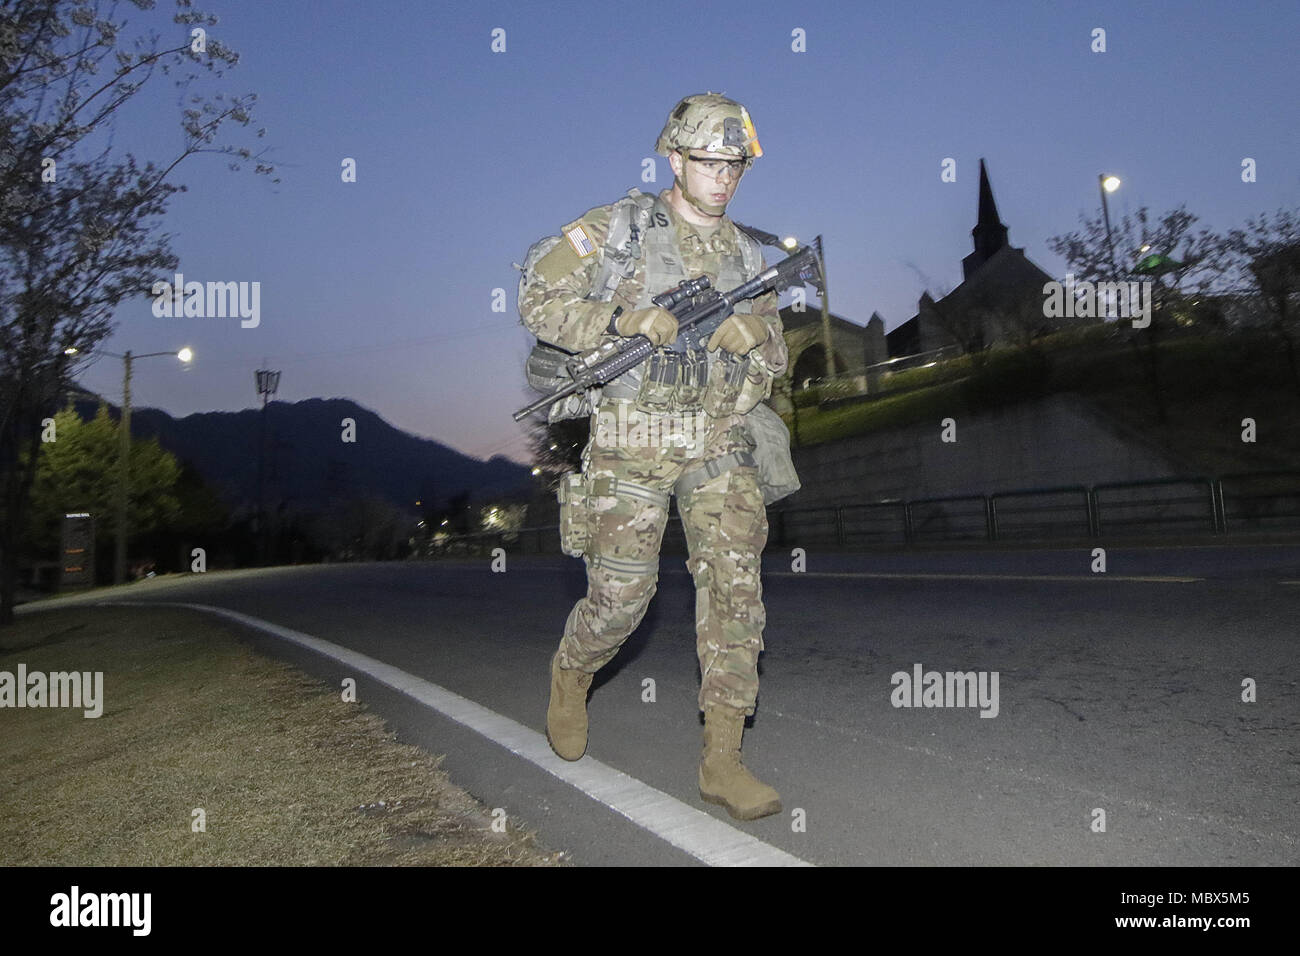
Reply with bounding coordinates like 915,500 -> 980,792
961,158 -> 1010,280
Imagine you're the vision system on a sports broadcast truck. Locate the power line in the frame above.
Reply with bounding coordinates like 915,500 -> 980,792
185,321 -> 527,370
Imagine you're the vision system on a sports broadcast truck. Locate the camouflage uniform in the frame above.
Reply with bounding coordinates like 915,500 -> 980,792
521,192 -> 787,714
524,93 -> 789,820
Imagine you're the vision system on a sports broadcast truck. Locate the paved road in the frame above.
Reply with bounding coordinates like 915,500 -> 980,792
21,543 -> 1300,866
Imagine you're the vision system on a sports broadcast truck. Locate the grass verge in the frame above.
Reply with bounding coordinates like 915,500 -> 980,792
0,606 -> 565,866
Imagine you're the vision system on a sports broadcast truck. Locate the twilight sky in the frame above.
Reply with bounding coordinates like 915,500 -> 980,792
73,0 -> 1300,466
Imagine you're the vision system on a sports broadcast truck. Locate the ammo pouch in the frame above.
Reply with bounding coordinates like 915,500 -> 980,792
634,349 -> 707,413
627,348 -> 751,416
701,351 -> 751,418
556,471 -> 591,557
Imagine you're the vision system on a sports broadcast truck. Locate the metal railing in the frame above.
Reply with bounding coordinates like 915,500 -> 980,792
429,469 -> 1300,556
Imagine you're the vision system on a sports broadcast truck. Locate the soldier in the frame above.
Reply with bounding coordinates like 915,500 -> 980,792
519,93 -> 790,821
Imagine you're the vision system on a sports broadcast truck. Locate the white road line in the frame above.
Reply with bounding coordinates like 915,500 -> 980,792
759,571 -> 1203,583
94,600 -> 811,868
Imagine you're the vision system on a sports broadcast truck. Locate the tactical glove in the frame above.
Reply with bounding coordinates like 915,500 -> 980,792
707,313 -> 770,354
615,306 -> 678,348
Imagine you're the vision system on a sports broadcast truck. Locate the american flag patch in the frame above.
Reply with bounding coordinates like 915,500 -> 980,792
564,224 -> 597,258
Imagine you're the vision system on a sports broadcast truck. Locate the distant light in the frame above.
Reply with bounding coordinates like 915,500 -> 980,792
64,346 -> 79,355
177,347 -> 194,363
1101,175 -> 1121,193
782,236 -> 798,250
1139,244 -> 1151,253
531,467 -> 541,475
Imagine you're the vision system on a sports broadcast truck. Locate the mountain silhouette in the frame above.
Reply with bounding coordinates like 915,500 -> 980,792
65,393 -> 533,519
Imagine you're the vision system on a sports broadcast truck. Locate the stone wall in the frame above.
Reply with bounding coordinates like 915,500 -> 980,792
783,392 -> 1191,509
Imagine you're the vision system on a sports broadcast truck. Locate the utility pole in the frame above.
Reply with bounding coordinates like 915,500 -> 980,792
115,350 -> 132,586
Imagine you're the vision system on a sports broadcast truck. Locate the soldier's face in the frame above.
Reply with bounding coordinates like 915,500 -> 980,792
677,150 -> 745,208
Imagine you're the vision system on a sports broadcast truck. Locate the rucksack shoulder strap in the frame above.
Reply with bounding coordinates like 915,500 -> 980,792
587,188 -> 657,302
733,224 -> 763,278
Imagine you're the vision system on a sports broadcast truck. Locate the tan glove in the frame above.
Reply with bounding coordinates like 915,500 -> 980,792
615,306 -> 678,348
707,313 -> 770,354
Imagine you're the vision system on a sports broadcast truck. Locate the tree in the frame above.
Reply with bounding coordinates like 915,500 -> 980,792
1047,205 -> 1224,299
524,413 -> 588,490
0,0 -> 274,623
1047,205 -> 1227,424
306,496 -> 409,562
922,288 -> 990,366
21,402 -> 181,561
480,501 -> 527,530
169,456 -> 228,538
1220,209 -> 1300,392
902,259 -> 991,366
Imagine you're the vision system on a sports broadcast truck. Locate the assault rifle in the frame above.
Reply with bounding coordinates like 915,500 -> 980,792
513,237 -> 823,422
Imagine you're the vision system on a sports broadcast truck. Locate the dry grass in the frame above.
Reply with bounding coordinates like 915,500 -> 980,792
0,606 -> 567,867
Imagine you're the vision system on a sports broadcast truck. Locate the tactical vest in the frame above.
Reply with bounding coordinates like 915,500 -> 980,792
521,188 -> 801,505
588,190 -> 762,415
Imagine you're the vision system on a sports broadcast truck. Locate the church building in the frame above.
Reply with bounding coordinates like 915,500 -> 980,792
886,159 -> 1092,358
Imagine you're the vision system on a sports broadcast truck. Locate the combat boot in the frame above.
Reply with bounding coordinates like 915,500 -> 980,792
546,651 -> 593,761
699,703 -> 782,820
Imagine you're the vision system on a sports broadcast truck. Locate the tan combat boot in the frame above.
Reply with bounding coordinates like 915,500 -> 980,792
699,704 -> 782,820
546,651 -> 593,761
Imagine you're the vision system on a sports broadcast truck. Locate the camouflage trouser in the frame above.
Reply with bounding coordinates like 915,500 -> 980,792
556,402 -> 770,715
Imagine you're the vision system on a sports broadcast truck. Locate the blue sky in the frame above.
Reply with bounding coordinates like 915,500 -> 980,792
74,0 -> 1300,465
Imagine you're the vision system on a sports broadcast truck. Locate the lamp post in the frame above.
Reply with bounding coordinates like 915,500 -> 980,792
255,365 -> 281,565
1098,173 -> 1122,281
84,347 -> 194,585
811,238 -> 833,387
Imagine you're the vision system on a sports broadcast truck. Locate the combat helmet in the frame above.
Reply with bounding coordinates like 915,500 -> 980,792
656,93 -> 761,215
655,92 -> 762,159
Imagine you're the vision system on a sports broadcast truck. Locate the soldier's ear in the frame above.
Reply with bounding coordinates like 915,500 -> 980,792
668,150 -> 683,178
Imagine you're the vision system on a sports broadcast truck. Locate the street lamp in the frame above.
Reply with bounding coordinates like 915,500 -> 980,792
255,365 -> 281,565
89,347 -> 194,585
1098,173 -> 1122,281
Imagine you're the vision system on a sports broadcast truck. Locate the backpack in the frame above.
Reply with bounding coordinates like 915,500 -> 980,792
515,189 -> 660,423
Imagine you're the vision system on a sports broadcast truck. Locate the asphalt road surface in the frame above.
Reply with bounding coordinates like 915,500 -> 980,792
23,543 -> 1300,866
